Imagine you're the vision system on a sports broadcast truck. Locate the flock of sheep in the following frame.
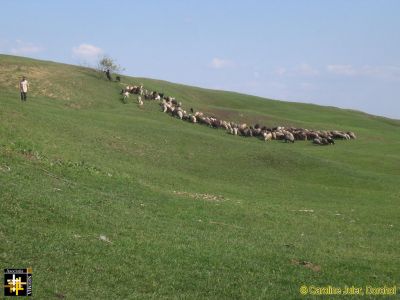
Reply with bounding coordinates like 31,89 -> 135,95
121,85 -> 357,145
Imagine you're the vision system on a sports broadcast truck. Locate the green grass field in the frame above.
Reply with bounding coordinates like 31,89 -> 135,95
0,54 -> 399,299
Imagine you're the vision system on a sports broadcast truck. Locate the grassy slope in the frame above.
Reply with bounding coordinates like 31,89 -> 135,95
0,54 -> 399,299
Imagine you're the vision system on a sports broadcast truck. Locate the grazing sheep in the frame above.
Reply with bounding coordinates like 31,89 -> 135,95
161,103 -> 168,113
117,84 -> 357,147
327,137 -> 335,144
331,131 -> 348,139
123,91 -> 130,100
313,138 -> 322,145
183,113 -> 189,121
321,138 -> 329,145
167,105 -> 175,114
294,131 -> 307,140
189,115 -> 197,123
275,132 -> 285,140
221,121 -> 230,130
176,110 -> 183,120
194,111 -> 204,118
307,132 -> 320,140
203,118 -> 212,127
283,132 -> 295,143
262,131 -> 272,141
252,128 -> 262,137
319,131 -> 329,138
242,127 -> 252,137
238,123 -> 247,130
347,131 -> 357,139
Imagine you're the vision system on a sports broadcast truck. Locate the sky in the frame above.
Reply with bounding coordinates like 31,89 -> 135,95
1,0 -> 400,119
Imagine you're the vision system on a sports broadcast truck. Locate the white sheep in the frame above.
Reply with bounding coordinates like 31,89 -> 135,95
262,131 -> 272,141
160,103 -> 170,112
176,110 -> 183,119
189,115 -> 197,123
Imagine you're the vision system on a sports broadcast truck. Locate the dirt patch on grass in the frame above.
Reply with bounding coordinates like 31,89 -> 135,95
173,190 -> 226,202
291,259 -> 321,272
66,103 -> 82,109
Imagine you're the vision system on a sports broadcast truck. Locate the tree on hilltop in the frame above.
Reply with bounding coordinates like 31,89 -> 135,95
97,55 -> 124,80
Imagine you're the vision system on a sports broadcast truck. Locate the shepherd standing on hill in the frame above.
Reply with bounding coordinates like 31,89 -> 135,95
19,76 -> 29,101
105,69 -> 112,81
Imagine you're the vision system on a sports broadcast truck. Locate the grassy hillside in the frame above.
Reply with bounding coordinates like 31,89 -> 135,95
0,54 -> 399,299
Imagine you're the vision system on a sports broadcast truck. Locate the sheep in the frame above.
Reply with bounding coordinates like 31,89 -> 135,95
183,113 -> 190,121
327,137 -> 335,144
167,105 -> 175,114
252,127 -> 262,137
123,91 -> 130,100
294,131 -> 307,140
176,110 -> 183,120
331,131 -> 348,139
242,127 -> 252,137
347,131 -> 357,139
160,103 -> 168,113
307,132 -> 320,140
238,123 -> 247,130
221,121 -> 230,130
283,132 -> 295,143
117,84 -> 357,147
313,138 -> 322,145
275,132 -> 285,140
194,111 -> 204,118
262,131 -> 272,141
319,131 -> 330,138
189,115 -> 197,123
203,118 -> 212,127
321,138 -> 329,145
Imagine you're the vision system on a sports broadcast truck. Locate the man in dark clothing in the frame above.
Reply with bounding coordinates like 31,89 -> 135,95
105,69 -> 112,81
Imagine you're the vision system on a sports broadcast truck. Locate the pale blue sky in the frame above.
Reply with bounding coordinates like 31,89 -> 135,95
1,0 -> 399,118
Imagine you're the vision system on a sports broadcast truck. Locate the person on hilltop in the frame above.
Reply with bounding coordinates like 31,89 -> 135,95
19,76 -> 29,101
105,69 -> 112,81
